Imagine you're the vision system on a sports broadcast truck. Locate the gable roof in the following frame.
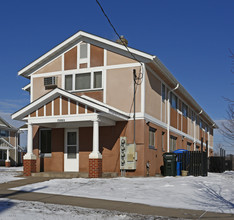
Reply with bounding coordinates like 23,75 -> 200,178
0,116 -> 18,131
18,30 -> 153,78
0,137 -> 14,149
18,30 -> 217,128
12,88 -> 129,121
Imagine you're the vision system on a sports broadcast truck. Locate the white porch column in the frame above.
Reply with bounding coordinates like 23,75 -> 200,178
89,119 -> 102,159
23,123 -> 36,160
6,148 -> 10,162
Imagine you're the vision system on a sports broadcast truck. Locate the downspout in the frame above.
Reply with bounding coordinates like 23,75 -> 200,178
167,84 -> 179,152
194,110 -> 203,150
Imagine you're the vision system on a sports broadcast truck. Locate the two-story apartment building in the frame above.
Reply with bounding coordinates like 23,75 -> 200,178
12,31 -> 217,177
0,116 -> 22,166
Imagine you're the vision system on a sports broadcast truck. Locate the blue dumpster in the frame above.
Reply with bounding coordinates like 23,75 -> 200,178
173,149 -> 188,176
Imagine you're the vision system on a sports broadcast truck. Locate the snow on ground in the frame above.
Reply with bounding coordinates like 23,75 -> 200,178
0,166 -> 24,183
0,199 -> 170,220
11,171 -> 234,214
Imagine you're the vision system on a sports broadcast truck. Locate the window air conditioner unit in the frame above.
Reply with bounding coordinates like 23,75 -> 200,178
44,77 -> 57,89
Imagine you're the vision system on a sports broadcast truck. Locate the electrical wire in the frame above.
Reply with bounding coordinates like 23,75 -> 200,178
95,0 -> 143,84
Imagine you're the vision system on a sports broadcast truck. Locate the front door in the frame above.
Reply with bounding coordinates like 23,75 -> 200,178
64,129 -> 79,172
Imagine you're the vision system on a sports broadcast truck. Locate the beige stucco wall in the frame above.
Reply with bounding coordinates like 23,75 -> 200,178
145,70 -> 161,120
32,75 -> 62,101
106,66 -> 141,113
33,56 -> 62,75
107,50 -> 137,66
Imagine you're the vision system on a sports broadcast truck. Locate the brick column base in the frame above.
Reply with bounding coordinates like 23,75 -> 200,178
5,161 -> 10,167
23,159 -> 36,176
89,158 -> 102,178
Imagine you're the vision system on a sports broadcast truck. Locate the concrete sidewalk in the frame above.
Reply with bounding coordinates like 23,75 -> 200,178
0,177 -> 233,220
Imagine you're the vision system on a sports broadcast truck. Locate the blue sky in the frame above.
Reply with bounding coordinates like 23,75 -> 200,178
0,0 -> 233,152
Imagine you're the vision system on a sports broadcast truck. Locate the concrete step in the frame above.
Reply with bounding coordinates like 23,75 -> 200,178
31,172 -> 88,178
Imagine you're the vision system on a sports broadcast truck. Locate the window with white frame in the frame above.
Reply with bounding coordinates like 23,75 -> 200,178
0,129 -> 9,138
169,135 -> 177,152
200,119 -> 203,129
65,75 -> 73,90
149,127 -> 156,149
64,71 -> 102,91
182,103 -> 188,117
162,84 -> 165,102
75,72 -> 91,90
80,43 -> 88,59
170,93 -> 177,109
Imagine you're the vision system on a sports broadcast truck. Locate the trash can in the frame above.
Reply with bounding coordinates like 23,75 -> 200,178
176,162 -> 182,176
163,153 -> 177,176
173,149 -> 188,176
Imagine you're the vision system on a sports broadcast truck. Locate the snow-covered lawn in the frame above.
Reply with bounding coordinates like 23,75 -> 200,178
0,199 -> 167,220
11,171 -> 234,214
0,166 -> 24,183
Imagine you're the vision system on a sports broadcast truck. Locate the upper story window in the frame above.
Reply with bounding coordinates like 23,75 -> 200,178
64,71 -> 102,91
170,93 -> 178,109
182,103 -> 188,117
0,129 -> 9,138
200,119 -> 203,129
191,111 -> 195,121
80,43 -> 88,59
161,84 -> 165,102
75,72 -> 91,90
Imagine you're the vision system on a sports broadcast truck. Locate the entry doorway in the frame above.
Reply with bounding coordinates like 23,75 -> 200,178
64,129 -> 79,172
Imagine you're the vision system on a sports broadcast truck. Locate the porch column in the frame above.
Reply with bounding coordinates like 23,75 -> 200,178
23,123 -> 36,176
89,119 -> 102,178
5,149 -> 10,167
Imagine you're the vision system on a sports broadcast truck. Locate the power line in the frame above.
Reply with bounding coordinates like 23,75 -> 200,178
95,0 -> 143,84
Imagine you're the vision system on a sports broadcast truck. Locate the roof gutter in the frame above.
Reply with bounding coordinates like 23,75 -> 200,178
151,57 -> 218,129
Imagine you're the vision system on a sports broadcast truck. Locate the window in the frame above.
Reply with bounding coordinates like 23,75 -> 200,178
94,71 -> 102,88
170,93 -> 177,109
205,124 -> 208,132
187,142 -> 192,151
40,129 -> 51,154
75,72 -> 91,90
162,132 -> 165,151
191,111 -> 195,121
0,150 -> 6,160
162,84 -> 165,102
149,127 -> 156,149
0,129 -> 9,137
200,119 -> 203,129
169,135 -> 177,152
65,75 -> 73,90
80,43 -> 88,59
182,103 -> 188,117
64,71 -> 102,91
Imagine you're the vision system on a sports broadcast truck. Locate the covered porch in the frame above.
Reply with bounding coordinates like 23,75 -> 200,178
12,88 -> 129,177
0,137 -> 13,167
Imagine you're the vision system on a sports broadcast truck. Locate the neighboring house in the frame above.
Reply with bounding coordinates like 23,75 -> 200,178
12,31 -> 217,177
0,116 -> 23,166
